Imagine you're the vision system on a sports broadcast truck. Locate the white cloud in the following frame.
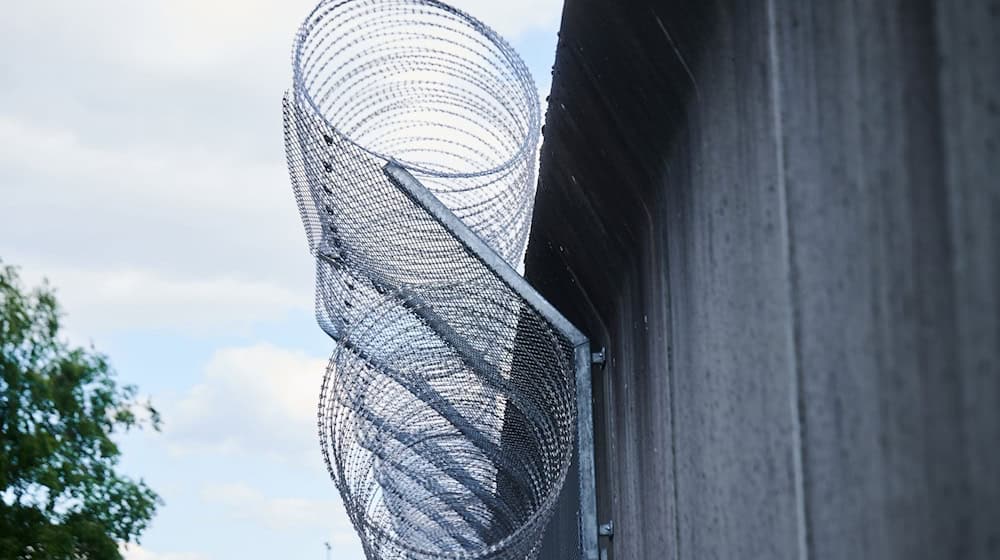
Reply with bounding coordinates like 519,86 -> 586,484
149,343 -> 361,557
119,544 -> 208,560
0,112 -> 313,336
451,0 -> 564,38
0,116 -> 288,215
11,263 -> 306,336
2,0 -> 559,80
166,343 -> 327,464
201,482 -> 353,539
0,0 -> 563,338
124,1 -> 315,73
0,0 -> 312,75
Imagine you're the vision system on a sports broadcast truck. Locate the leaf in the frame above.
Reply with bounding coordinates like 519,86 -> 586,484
0,261 -> 161,559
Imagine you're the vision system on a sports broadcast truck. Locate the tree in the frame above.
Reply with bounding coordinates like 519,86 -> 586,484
0,262 -> 161,559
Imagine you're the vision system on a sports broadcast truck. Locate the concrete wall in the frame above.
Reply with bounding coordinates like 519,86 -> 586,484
527,1 -> 999,558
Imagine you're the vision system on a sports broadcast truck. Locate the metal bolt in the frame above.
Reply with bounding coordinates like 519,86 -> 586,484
598,520 -> 614,538
591,347 -> 607,368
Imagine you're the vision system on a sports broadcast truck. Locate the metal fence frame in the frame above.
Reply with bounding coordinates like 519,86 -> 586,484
384,162 -> 599,560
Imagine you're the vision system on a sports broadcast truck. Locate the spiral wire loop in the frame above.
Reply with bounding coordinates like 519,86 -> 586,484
283,1 -> 577,558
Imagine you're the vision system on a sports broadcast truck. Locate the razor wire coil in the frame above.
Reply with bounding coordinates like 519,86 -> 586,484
283,1 -> 577,559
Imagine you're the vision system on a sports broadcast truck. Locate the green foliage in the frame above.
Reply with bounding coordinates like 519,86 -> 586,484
0,262 -> 161,559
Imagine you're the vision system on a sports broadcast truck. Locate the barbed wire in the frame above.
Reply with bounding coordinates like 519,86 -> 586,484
283,1 -> 575,559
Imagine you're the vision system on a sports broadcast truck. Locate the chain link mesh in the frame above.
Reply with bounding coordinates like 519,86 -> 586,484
283,1 -> 578,558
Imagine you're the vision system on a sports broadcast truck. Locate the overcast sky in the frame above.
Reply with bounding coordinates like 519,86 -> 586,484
0,2 -> 564,558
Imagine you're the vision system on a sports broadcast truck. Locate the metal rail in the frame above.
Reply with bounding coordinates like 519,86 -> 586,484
385,163 -> 599,559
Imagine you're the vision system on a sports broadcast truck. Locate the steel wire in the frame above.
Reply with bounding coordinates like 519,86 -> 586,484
283,2 -> 576,558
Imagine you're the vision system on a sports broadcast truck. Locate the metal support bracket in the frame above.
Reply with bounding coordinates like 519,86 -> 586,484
598,520 -> 614,538
592,347 -> 607,368
384,163 -> 600,560
598,520 -> 614,560
575,343 -> 600,560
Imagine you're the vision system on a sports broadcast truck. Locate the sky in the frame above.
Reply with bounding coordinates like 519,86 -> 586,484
0,2 -> 564,559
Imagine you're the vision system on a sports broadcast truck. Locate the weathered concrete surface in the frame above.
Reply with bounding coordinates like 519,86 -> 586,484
528,0 -> 999,558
